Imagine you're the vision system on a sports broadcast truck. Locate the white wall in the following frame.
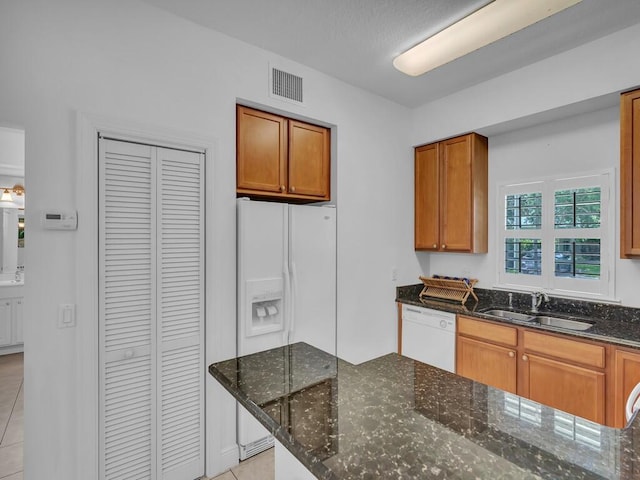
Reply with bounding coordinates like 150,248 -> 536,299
410,22 -> 640,307
0,1 -> 421,478
410,22 -> 640,145
0,127 -> 25,179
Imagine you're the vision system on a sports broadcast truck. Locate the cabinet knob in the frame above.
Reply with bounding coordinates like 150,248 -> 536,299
432,244 -> 437,248
508,351 -> 515,358
291,186 -> 296,193
280,185 -> 286,192
522,354 -> 529,362
442,244 -> 446,249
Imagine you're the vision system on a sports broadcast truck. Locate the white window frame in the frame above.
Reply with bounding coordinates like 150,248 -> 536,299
497,169 -> 615,301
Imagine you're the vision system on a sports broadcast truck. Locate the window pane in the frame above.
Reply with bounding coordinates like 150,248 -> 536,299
506,239 -> 542,275
506,193 -> 542,230
554,187 -> 601,229
555,239 -> 600,279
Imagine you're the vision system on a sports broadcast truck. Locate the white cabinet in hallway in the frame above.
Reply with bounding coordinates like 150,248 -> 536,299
98,137 -> 205,480
0,299 -> 11,346
14,297 -> 22,344
0,296 -> 25,352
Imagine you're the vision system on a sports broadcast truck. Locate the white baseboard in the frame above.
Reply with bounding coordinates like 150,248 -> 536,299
0,344 -> 23,356
207,444 -> 239,478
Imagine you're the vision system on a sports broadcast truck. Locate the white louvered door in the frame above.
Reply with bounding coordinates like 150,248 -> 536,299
99,137 -> 204,480
156,147 -> 204,480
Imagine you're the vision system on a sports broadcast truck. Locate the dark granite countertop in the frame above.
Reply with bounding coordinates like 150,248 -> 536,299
396,284 -> 640,349
210,342 -> 640,479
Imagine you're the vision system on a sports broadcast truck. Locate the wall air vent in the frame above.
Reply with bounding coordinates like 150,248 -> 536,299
270,67 -> 304,105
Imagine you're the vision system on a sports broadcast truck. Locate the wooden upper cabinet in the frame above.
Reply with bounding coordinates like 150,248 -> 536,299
621,89 -> 640,257
415,133 -> 488,253
414,143 -> 439,250
236,105 -> 330,201
288,120 -> 330,198
237,106 -> 287,194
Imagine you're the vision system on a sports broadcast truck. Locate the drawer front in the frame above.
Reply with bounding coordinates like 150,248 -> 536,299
523,330 -> 605,368
458,316 -> 517,347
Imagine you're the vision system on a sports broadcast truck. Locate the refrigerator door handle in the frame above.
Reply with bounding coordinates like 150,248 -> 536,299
289,261 -> 298,344
282,266 -> 291,344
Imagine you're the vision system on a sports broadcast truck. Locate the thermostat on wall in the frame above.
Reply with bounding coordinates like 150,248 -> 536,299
41,210 -> 78,230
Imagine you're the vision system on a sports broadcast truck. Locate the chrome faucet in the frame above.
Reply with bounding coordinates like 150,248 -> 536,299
530,291 -> 549,313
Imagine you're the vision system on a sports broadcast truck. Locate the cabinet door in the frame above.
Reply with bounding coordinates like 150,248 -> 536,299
415,143 -> 440,250
237,105 -> 287,194
288,120 -> 330,199
0,300 -> 11,346
620,89 -> 640,257
13,297 -> 23,344
614,348 -> 640,427
456,336 -> 517,393
523,353 -> 605,424
440,135 -> 473,251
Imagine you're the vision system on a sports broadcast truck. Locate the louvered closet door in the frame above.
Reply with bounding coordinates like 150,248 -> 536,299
156,147 -> 204,480
99,137 -> 204,480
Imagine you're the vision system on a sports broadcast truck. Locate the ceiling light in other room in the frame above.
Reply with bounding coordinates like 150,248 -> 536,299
393,0 -> 583,77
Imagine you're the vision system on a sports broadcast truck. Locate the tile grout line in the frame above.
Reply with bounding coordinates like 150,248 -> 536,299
0,378 -> 22,447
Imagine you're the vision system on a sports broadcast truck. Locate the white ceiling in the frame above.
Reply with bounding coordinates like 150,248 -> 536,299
142,0 -> 640,107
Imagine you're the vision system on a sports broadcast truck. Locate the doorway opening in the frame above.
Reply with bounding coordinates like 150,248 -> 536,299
0,125 -> 25,479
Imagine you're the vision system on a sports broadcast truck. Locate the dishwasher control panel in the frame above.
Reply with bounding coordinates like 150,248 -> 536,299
401,305 -> 456,333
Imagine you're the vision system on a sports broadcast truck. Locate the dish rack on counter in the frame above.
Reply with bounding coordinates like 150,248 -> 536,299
419,276 -> 478,304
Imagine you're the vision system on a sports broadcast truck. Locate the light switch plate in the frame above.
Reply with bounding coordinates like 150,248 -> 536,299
58,303 -> 76,328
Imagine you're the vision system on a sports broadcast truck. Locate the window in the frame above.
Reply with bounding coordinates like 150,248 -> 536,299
497,171 -> 613,300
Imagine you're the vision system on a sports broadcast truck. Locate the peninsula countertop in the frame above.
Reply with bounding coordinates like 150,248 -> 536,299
209,342 -> 640,479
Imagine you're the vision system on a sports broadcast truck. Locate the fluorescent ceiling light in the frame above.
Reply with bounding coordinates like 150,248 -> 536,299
393,0 -> 583,77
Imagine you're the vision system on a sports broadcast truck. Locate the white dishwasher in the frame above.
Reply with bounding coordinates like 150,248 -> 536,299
401,304 -> 456,373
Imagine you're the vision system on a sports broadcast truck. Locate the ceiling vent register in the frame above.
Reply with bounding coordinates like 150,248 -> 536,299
271,68 -> 303,104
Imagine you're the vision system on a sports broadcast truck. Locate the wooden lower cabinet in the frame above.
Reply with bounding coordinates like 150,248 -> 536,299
613,347 -> 640,428
456,336 -> 517,394
456,315 -> 609,425
523,353 -> 605,424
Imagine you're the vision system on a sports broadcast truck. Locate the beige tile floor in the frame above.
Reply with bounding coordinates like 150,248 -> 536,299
0,353 -> 23,480
210,448 -> 274,480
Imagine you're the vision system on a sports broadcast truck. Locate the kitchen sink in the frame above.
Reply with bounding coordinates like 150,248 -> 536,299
534,316 -> 593,331
482,309 -> 536,322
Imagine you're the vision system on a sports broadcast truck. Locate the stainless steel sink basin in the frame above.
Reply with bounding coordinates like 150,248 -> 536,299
534,316 -> 593,331
482,309 -> 536,322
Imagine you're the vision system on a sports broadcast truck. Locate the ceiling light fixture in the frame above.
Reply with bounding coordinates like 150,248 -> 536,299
393,0 -> 583,77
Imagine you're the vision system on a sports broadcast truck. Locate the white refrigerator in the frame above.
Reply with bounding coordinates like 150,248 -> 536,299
236,198 -> 337,459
